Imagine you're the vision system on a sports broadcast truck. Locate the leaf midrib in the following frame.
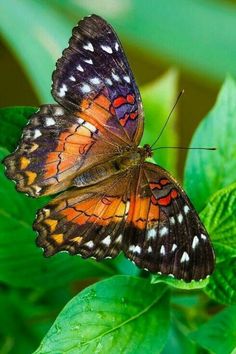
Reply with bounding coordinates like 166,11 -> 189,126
73,286 -> 167,350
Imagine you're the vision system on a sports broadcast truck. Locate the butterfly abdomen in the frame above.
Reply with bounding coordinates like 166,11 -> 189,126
73,149 -> 142,188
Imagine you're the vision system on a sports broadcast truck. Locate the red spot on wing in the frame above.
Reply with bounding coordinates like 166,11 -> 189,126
160,179 -> 170,186
157,188 -> 179,206
150,182 -> 162,190
157,194 -> 172,206
126,94 -> 135,104
113,96 -> 127,108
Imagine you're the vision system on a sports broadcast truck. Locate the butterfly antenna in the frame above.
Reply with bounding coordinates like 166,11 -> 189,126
152,146 -> 216,151
150,89 -> 184,149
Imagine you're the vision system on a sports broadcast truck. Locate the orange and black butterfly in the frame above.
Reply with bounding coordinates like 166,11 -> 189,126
3,14 -> 215,282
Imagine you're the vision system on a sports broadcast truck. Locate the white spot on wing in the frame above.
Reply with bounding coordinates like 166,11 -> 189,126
115,42 -> 119,51
85,241 -> 94,248
201,233 -> 207,240
83,42 -> 94,52
34,185 -> 42,195
129,245 -> 141,254
123,75 -> 131,83
112,73 -> 120,81
80,83 -> 91,93
184,205 -> 190,214
69,76 -> 76,82
116,234 -> 123,244
77,117 -> 84,124
33,129 -> 42,139
160,245 -> 165,255
83,121 -> 97,133
54,107 -> 64,115
102,235 -> 111,246
84,58 -> 93,65
45,117 -> 56,126
171,243 -> 177,252
105,78 -> 112,85
101,44 -> 113,53
177,213 -> 183,224
170,217 -> 175,225
147,228 -> 157,239
90,77 -> 101,85
159,227 -> 168,237
192,236 -> 199,249
148,246 -> 152,253
180,251 -> 190,263
58,84 -> 67,97
77,64 -> 84,72
125,201 -> 130,217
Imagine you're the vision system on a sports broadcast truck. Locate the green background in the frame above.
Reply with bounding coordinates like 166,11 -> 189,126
0,1 -> 236,353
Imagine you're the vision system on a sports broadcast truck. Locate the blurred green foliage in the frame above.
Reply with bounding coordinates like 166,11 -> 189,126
0,1 -> 236,354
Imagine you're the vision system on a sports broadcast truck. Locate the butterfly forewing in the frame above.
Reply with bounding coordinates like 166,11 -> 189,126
3,104 -> 119,197
52,14 -> 144,145
123,162 -> 215,281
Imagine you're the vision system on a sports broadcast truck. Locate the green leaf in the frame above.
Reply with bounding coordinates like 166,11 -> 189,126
141,70 -> 179,175
200,182 -> 236,262
189,305 -> 236,354
184,77 -> 236,211
151,274 -> 209,290
34,276 -> 170,354
198,183 -> 236,305
0,106 -> 37,153
204,257 -> 236,305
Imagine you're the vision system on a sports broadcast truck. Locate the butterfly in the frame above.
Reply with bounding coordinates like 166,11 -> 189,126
3,14 -> 215,282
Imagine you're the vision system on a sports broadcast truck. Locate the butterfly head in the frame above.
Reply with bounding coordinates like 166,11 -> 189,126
141,144 -> 153,159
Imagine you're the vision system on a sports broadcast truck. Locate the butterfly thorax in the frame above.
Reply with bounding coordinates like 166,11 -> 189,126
73,145 -> 151,188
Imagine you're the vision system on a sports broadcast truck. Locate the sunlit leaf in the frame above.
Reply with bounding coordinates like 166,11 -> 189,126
189,305 -> 236,354
151,274 -> 209,290
200,182 -> 236,262
204,257 -> 236,305
34,276 -> 170,354
184,77 -> 236,211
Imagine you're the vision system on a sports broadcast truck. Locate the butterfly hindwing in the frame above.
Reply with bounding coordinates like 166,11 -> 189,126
52,14 -> 144,145
34,173 -> 132,259
124,163 -> 215,281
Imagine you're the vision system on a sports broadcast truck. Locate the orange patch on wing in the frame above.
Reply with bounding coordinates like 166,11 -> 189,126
25,171 -> 37,185
44,164 -> 58,179
61,207 -> 80,222
127,195 -> 160,228
72,236 -> 83,244
94,95 -> 111,110
46,152 -> 59,164
80,99 -> 90,110
45,219 -> 58,232
51,233 -> 64,245
61,197 -> 124,226
20,157 -> 30,169
149,202 -> 160,222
